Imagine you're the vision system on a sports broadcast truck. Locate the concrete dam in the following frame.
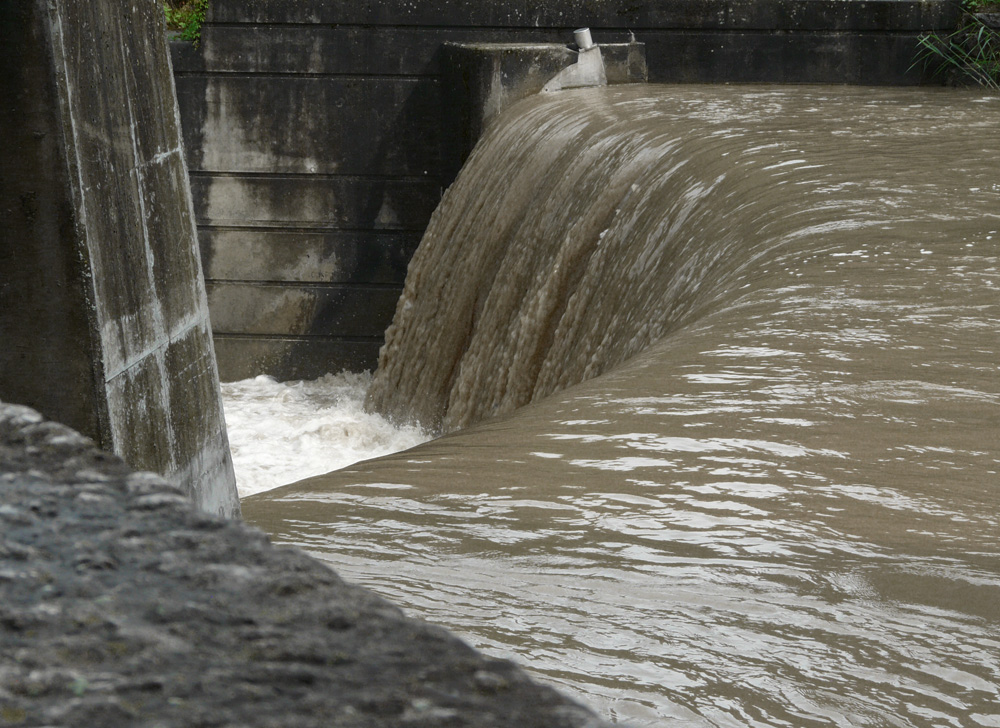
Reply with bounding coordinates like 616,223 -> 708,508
171,0 -> 962,382
4,0 -> 1000,725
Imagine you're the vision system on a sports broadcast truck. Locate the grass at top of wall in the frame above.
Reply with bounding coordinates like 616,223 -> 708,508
165,0 -> 208,45
913,2 -> 1000,89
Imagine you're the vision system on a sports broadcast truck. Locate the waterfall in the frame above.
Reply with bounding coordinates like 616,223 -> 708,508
367,90 -> 756,431
367,86 -> 932,432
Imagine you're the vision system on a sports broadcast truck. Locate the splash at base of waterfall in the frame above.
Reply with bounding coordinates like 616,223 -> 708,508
221,372 -> 428,498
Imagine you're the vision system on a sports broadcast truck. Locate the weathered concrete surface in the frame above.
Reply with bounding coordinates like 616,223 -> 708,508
978,12 -> 1000,28
208,0 -> 958,32
172,0 -> 961,380
0,0 -> 238,516
0,402 -> 612,728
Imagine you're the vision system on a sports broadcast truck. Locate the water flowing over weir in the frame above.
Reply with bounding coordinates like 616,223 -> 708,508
243,86 -> 1000,727
367,87 -> 797,432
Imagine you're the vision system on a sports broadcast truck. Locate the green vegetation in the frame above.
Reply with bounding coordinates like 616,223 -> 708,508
914,3 -> 1000,89
164,0 -> 208,44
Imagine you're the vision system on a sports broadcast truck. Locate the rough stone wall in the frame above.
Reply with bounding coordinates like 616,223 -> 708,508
0,402 -> 612,728
0,0 -> 239,517
172,0 -> 959,381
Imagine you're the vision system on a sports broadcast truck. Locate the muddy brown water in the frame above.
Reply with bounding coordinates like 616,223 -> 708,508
244,85 -> 1000,726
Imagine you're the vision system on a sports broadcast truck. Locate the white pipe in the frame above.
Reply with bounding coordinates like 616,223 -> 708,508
574,27 -> 595,51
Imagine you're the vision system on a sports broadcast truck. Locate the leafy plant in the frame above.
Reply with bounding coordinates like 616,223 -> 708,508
964,0 -> 1000,11
164,0 -> 208,45
913,6 -> 1000,89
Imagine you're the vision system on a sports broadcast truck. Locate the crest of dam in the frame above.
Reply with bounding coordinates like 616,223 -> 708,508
366,84 -> 894,432
248,85 -> 1000,725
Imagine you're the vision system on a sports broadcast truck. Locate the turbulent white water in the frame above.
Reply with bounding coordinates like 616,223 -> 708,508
220,372 -> 428,497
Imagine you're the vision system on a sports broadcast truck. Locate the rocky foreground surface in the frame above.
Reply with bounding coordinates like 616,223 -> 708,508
0,403 -> 611,727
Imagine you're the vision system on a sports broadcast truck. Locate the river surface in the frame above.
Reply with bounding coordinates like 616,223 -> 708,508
241,85 -> 1000,726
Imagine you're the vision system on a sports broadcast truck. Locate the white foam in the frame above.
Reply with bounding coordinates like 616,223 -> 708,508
220,372 -> 429,498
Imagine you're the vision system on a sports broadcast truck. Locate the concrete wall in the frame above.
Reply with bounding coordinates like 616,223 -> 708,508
0,0 -> 239,517
172,0 -> 960,381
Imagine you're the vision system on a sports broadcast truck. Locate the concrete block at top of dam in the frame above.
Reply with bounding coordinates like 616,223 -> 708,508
0,0 -> 239,517
441,41 -> 647,176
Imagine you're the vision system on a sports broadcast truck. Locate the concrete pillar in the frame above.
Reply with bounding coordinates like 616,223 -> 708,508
0,0 -> 239,517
